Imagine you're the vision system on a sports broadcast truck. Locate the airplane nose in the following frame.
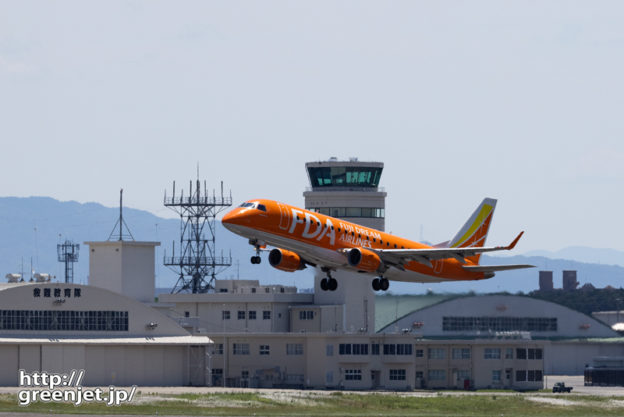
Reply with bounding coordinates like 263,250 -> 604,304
222,207 -> 251,228
222,209 -> 240,226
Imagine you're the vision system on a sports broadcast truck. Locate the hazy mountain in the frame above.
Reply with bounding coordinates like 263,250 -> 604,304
1,197 -> 621,295
522,247 -> 624,267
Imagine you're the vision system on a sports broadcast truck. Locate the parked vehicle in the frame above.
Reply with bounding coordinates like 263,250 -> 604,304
552,382 -> 573,393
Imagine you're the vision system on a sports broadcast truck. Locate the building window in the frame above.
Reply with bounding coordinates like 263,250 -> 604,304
259,345 -> 270,355
505,348 -> 513,359
222,310 -> 230,320
528,348 -> 542,360
0,310 -> 128,331
428,348 -> 446,360
457,370 -> 471,381
516,370 -> 526,382
339,344 -> 369,355
238,311 -> 245,320
492,370 -> 502,383
233,343 -> 250,355
213,344 -> 223,355
64,288 -> 71,298
452,348 -> 471,360
286,343 -> 303,355
484,348 -> 501,359
396,344 -> 412,355
415,371 -> 424,379
326,371 -> 333,383
241,370 -> 249,379
389,369 -> 406,381
33,289 -> 40,297
428,370 -> 446,381
353,344 -> 368,355
248,311 -> 256,320
516,348 -> 527,359
371,343 -> 380,355
442,316 -> 557,332
299,310 -> 314,320
415,349 -> 424,358
74,288 -> 81,297
43,288 -> 51,297
344,369 -> 362,381
326,344 -> 334,356
54,288 -> 61,298
382,343 -> 412,355
263,310 -> 271,320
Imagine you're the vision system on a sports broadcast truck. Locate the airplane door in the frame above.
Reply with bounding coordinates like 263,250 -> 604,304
433,260 -> 444,274
277,203 -> 290,230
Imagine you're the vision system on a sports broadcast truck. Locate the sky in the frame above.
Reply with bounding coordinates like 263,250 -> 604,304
1,1 -> 624,253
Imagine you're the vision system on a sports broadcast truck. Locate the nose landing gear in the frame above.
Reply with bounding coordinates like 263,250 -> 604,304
320,268 -> 338,291
372,277 -> 389,292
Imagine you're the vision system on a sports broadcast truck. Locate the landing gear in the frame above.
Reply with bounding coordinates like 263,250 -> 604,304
320,268 -> 338,291
249,240 -> 262,264
372,277 -> 389,292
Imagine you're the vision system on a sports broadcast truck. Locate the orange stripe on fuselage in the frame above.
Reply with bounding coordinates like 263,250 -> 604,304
233,199 -> 486,281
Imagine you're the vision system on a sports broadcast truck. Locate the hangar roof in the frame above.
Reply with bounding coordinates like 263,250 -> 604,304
375,294 -> 457,332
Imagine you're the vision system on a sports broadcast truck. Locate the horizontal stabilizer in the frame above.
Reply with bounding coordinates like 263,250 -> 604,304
462,264 -> 535,273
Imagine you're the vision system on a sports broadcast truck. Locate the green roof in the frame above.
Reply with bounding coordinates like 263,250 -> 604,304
375,294 -> 459,332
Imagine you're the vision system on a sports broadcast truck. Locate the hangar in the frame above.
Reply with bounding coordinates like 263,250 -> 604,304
376,294 -> 623,375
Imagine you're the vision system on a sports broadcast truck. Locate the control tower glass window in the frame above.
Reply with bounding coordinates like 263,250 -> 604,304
307,166 -> 382,188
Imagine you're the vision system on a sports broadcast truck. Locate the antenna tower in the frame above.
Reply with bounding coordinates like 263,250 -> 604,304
108,189 -> 134,241
57,240 -> 80,283
163,177 -> 232,293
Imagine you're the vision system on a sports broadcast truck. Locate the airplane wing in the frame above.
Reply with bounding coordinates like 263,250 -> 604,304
461,264 -> 534,272
372,232 -> 532,269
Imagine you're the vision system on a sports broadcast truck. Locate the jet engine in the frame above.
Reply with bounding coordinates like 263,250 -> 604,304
346,247 -> 383,273
268,248 -> 305,272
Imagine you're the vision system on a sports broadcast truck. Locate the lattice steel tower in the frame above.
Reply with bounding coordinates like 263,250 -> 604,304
164,179 -> 232,293
57,240 -> 80,283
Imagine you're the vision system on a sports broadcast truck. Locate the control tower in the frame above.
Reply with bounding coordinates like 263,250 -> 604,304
304,158 -> 386,333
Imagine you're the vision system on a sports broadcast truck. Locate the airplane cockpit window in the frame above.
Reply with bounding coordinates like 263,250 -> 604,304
239,201 -> 266,211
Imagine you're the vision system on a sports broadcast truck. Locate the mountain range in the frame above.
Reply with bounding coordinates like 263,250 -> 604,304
1,196 -> 622,294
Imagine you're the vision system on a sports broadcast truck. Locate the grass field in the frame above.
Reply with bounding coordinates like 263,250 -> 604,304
2,390 -> 624,416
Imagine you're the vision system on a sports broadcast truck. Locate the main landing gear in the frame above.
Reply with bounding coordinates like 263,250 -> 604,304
250,240 -> 262,264
320,268 -> 338,291
372,277 -> 390,292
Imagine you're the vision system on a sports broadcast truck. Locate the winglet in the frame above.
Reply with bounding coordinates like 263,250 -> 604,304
506,231 -> 524,250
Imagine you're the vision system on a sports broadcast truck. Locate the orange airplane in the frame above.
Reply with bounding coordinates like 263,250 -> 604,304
222,198 -> 533,291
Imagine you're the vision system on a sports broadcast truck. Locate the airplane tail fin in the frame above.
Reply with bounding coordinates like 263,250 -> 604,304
449,198 -> 497,264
